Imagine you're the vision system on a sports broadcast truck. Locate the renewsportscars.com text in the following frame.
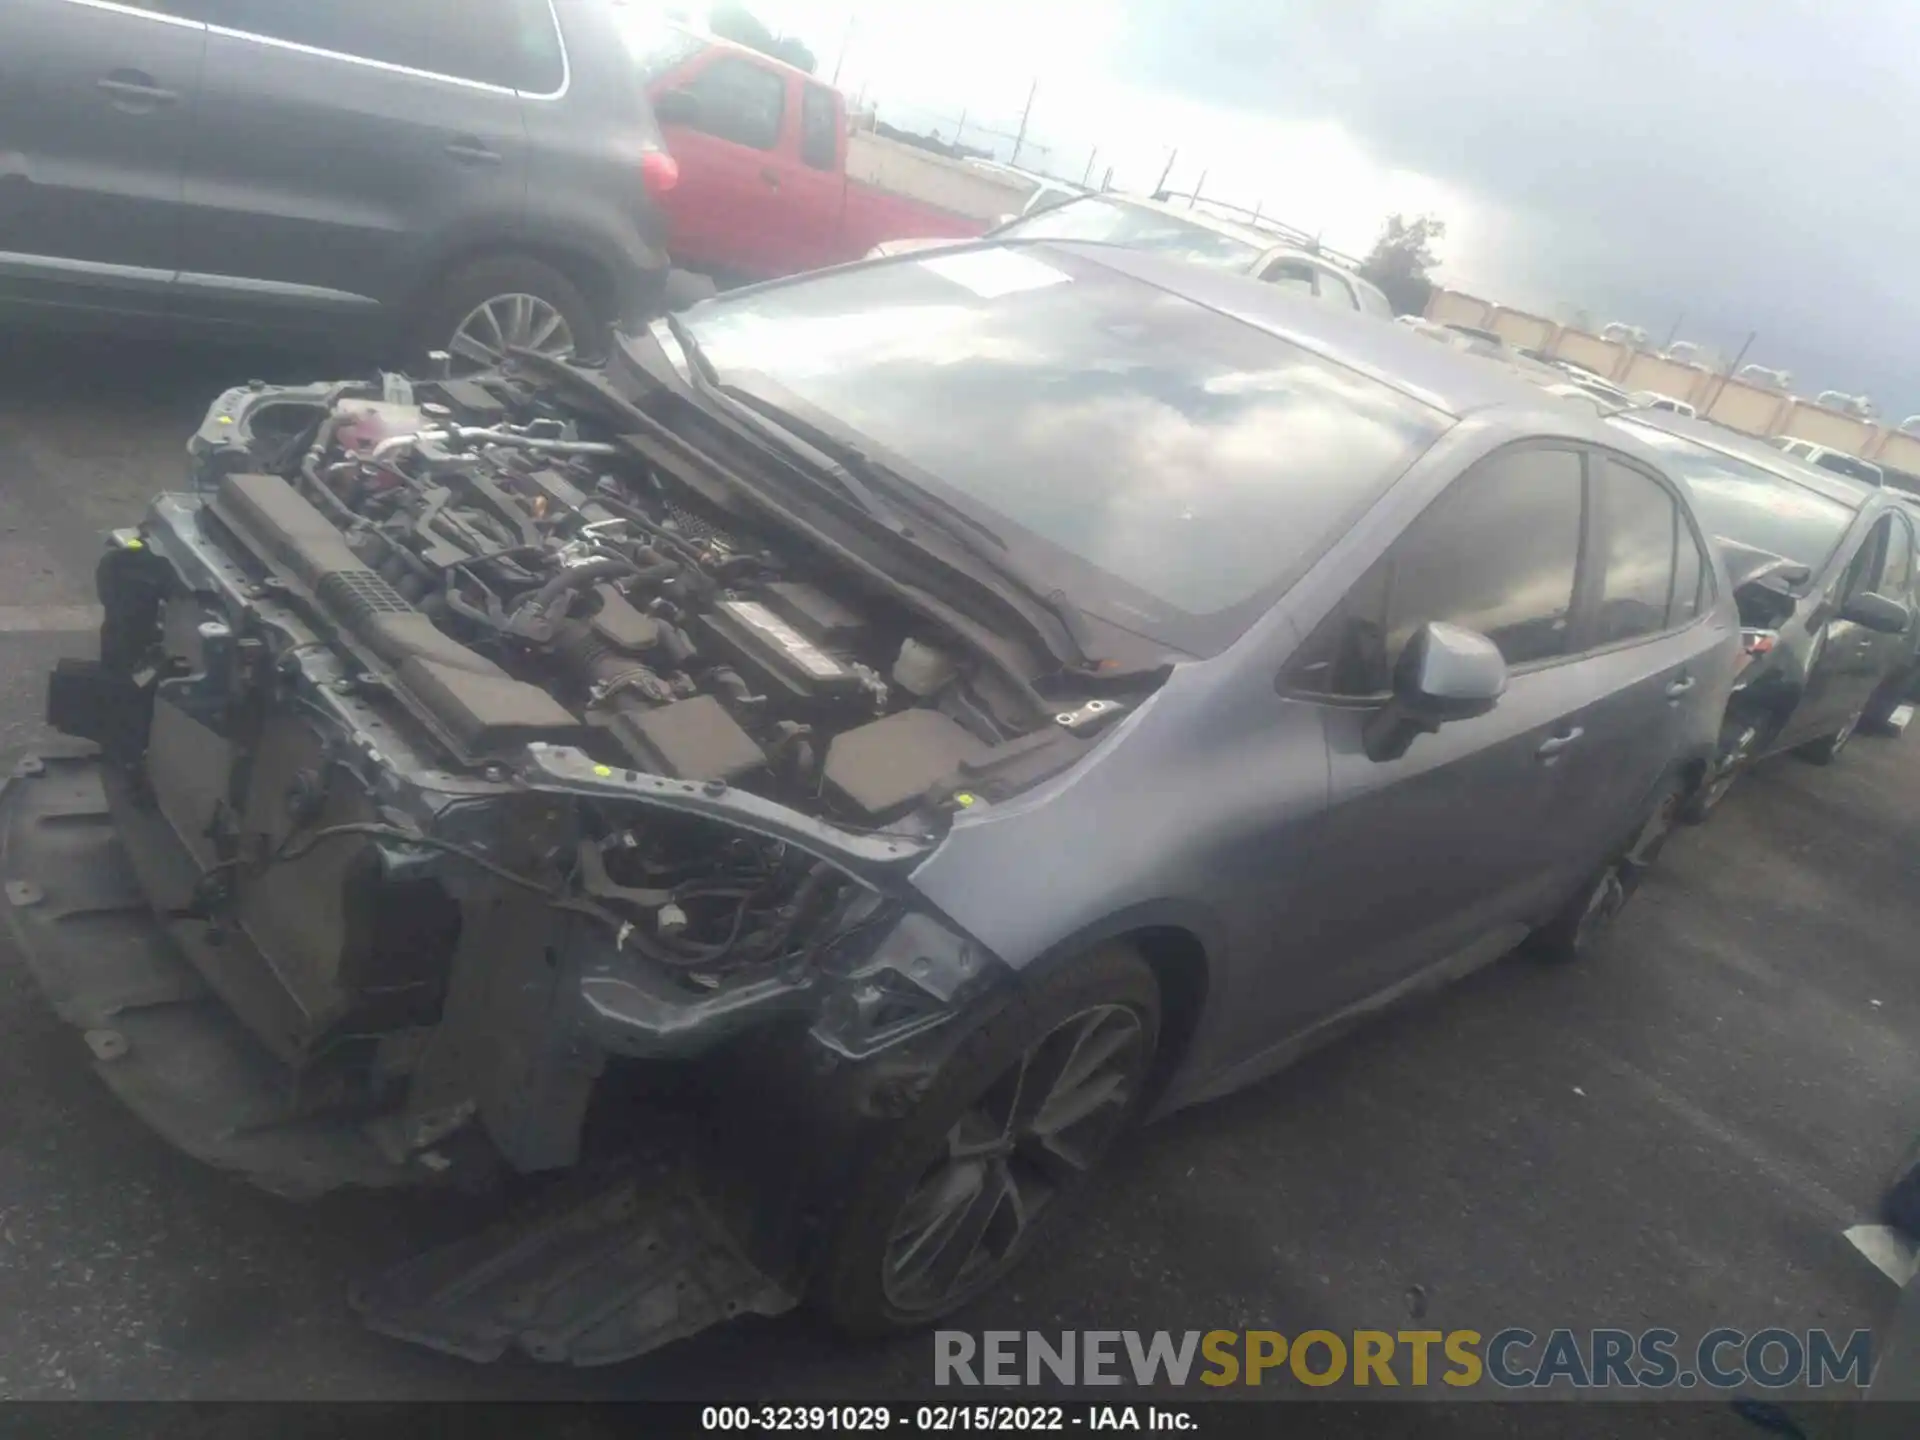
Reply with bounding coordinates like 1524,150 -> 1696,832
933,1328 -> 1873,1390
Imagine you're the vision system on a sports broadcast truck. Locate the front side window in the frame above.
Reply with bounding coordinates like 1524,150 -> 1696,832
1293,447 -> 1586,695
675,55 -> 786,150
1593,460 -> 1680,646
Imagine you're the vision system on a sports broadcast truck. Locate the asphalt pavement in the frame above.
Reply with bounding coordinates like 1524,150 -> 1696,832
0,334 -> 1916,1426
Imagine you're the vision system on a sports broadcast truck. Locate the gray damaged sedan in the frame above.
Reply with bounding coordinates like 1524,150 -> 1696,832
2,242 -> 1743,1363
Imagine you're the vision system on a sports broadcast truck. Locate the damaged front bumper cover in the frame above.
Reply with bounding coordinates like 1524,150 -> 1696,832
0,742 -> 1000,1366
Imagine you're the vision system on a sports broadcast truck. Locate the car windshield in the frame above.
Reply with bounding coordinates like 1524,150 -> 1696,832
671,245 -> 1448,653
995,197 -> 1266,272
1615,422 -> 1857,571
608,7 -> 707,78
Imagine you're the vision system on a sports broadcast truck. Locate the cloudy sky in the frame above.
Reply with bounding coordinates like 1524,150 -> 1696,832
739,0 -> 1920,416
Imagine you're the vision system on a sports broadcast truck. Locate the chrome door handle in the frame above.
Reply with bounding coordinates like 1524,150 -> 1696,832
1664,675 -> 1696,698
98,75 -> 177,107
1535,726 -> 1585,759
446,140 -> 502,165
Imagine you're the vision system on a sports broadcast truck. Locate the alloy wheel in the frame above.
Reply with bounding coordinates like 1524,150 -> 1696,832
1573,788 -> 1681,953
447,293 -> 575,375
881,1004 -> 1148,1315
1832,711 -> 1861,755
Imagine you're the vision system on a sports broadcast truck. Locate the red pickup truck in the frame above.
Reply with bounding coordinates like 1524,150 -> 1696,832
618,19 -> 995,282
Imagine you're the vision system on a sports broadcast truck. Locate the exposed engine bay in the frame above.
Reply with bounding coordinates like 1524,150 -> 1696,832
201,371 -> 1077,828
9,360 -> 1157,1365
28,364 -> 1139,1202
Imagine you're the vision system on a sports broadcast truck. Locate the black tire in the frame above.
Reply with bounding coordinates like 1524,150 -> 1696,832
407,254 -> 604,374
811,943 -> 1161,1337
1681,720 -> 1759,825
1883,1135 -> 1920,1239
1528,776 -> 1685,963
1794,707 -> 1862,765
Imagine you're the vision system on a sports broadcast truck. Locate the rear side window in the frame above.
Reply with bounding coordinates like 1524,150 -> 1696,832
1670,514 -> 1705,626
213,0 -> 431,68
677,55 -> 786,150
800,85 -> 839,170
428,0 -> 564,91
1593,460 -> 1679,645
1292,447 -> 1585,695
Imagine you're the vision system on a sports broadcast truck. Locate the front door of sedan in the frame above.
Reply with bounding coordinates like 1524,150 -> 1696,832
1256,445 -> 1605,1033
1783,514 -> 1905,747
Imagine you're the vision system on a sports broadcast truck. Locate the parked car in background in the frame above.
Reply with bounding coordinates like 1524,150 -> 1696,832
617,16 -> 990,283
0,0 -> 678,369
8,242 -> 1737,1363
1634,392 -> 1697,418
1613,414 -> 1918,815
1544,361 -> 1639,408
962,159 -> 1089,217
868,192 -> 1396,317
1771,436 -> 1886,488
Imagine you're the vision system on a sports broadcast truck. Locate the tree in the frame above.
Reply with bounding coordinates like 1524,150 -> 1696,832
709,4 -> 817,73
1358,214 -> 1447,317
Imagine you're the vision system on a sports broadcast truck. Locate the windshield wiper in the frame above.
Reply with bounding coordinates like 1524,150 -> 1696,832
661,315 -> 1097,667
661,313 -> 917,536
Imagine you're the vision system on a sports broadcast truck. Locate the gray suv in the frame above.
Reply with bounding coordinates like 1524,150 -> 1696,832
0,0 -> 673,368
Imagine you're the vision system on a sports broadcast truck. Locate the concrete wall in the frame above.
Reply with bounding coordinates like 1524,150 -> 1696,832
1701,378 -> 1790,434
1555,330 -> 1629,379
1423,285 -> 1905,467
846,133 -> 1033,223
1620,353 -> 1711,405
1778,403 -> 1875,453
1427,291 -> 1494,329
1874,430 -> 1920,473
1488,307 -> 1557,351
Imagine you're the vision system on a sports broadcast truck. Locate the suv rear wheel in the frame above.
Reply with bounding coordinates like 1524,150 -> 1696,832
411,255 -> 603,375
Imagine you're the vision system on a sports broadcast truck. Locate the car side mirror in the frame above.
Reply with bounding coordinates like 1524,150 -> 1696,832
655,89 -> 702,127
1839,591 -> 1912,635
1363,622 -> 1508,762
